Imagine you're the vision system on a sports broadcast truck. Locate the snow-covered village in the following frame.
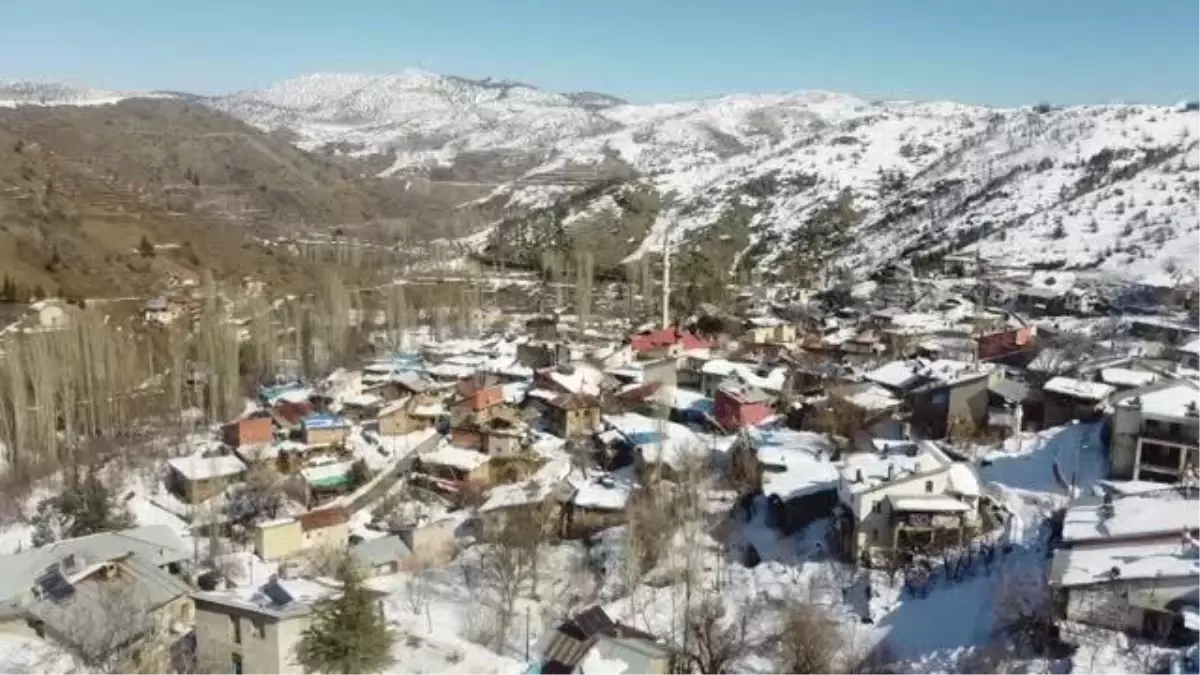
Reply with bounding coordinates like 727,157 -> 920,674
0,3 -> 1197,674
0,250 -> 1194,674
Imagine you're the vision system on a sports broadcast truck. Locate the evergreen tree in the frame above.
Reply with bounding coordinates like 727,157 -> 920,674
32,470 -> 133,546
294,555 -> 394,674
138,235 -> 156,257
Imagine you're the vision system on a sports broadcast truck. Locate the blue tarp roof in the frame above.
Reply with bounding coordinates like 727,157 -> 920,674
303,413 -> 349,430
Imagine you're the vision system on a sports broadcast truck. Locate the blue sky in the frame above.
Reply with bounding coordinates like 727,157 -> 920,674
3,0 -> 1196,105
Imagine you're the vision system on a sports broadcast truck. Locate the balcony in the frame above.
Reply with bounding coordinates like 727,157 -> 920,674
1140,420 -> 1200,447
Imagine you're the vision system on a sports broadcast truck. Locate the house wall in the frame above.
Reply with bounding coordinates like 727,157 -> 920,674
0,617 -> 38,637
302,522 -> 350,552
402,519 -> 459,564
1064,580 -> 1153,634
844,468 -> 954,553
378,410 -> 420,436
1109,403 -> 1142,479
176,470 -> 243,505
483,432 -> 522,456
225,417 -> 275,448
255,519 -> 304,561
194,600 -> 307,674
303,426 -> 349,447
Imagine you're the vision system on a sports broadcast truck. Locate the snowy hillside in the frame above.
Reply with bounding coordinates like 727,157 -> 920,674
211,71 -> 1199,281
0,81 -> 164,108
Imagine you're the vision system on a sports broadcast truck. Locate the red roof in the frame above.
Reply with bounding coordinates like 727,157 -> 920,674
273,401 -> 314,425
630,329 -> 710,354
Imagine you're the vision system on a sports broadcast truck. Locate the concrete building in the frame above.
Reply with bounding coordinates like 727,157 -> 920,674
193,577 -> 383,675
834,440 -> 982,563
1109,381 -> 1200,483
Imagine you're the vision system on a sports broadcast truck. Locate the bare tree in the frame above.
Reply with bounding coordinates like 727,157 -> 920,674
990,567 -> 1059,657
683,594 -> 757,674
773,598 -> 845,674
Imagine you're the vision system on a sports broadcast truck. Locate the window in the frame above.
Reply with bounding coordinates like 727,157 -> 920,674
924,481 -> 934,493
251,620 -> 265,639
231,616 -> 241,645
872,502 -> 881,514
231,653 -> 243,675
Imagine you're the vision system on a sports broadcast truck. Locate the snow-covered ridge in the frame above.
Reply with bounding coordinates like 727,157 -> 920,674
0,81 -> 168,108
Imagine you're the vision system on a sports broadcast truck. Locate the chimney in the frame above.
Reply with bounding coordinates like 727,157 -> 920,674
887,464 -> 895,480
855,469 -> 864,483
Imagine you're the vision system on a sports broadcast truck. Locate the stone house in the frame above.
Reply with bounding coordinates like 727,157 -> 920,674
166,452 -> 248,504
546,393 -> 603,439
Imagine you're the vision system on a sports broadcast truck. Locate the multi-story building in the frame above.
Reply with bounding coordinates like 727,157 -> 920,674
1110,381 -> 1200,484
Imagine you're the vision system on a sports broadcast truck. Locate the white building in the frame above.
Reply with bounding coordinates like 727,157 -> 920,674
1050,492 -> 1199,641
835,440 -> 982,562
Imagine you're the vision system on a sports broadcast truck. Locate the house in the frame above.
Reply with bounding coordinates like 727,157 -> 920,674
629,328 -> 710,357
535,363 -> 613,399
1177,338 -> 1200,371
193,576 -> 384,675
698,359 -> 788,399
562,472 -> 634,538
350,535 -> 414,576
975,325 -> 1037,362
864,358 -> 994,438
270,401 -> 315,434
142,296 -> 179,325
546,393 -> 602,439
300,413 -> 350,447
743,316 -> 797,345
986,377 -> 1032,437
1049,493 -> 1199,642
713,382 -> 774,431
1129,317 -> 1200,347
252,507 -> 351,561
376,396 -> 417,436
300,460 -> 361,504
223,415 -> 275,449
1109,382 -> 1200,483
517,341 -> 572,370
477,460 -> 573,538
532,606 -> 669,675
834,441 -> 982,564
730,429 -> 839,536
1041,376 -> 1115,427
0,526 -> 192,668
601,413 -> 704,481
411,440 -> 492,495
166,452 -> 248,503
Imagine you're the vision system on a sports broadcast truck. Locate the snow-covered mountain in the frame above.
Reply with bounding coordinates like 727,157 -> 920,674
209,71 -> 1200,282
0,81 -> 165,108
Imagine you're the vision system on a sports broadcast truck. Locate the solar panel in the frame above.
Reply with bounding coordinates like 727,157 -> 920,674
262,579 -> 293,607
37,568 -> 75,603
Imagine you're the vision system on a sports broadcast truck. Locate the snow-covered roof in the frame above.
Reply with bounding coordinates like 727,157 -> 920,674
840,440 -> 953,495
700,359 -> 787,392
1052,539 -> 1199,588
546,364 -> 607,397
1099,367 -> 1157,389
864,358 -> 990,391
419,441 -> 489,472
1043,376 -> 1115,402
830,382 -> 901,412
302,413 -> 349,430
602,413 -> 704,470
569,472 -> 633,511
749,429 -> 838,500
479,461 -> 569,513
167,453 -> 247,481
1062,496 -> 1199,544
300,460 -> 355,486
946,462 -> 982,498
1182,338 -> 1200,356
377,396 -> 413,418
1138,383 -> 1200,421
342,393 -> 383,408
865,361 -> 922,390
